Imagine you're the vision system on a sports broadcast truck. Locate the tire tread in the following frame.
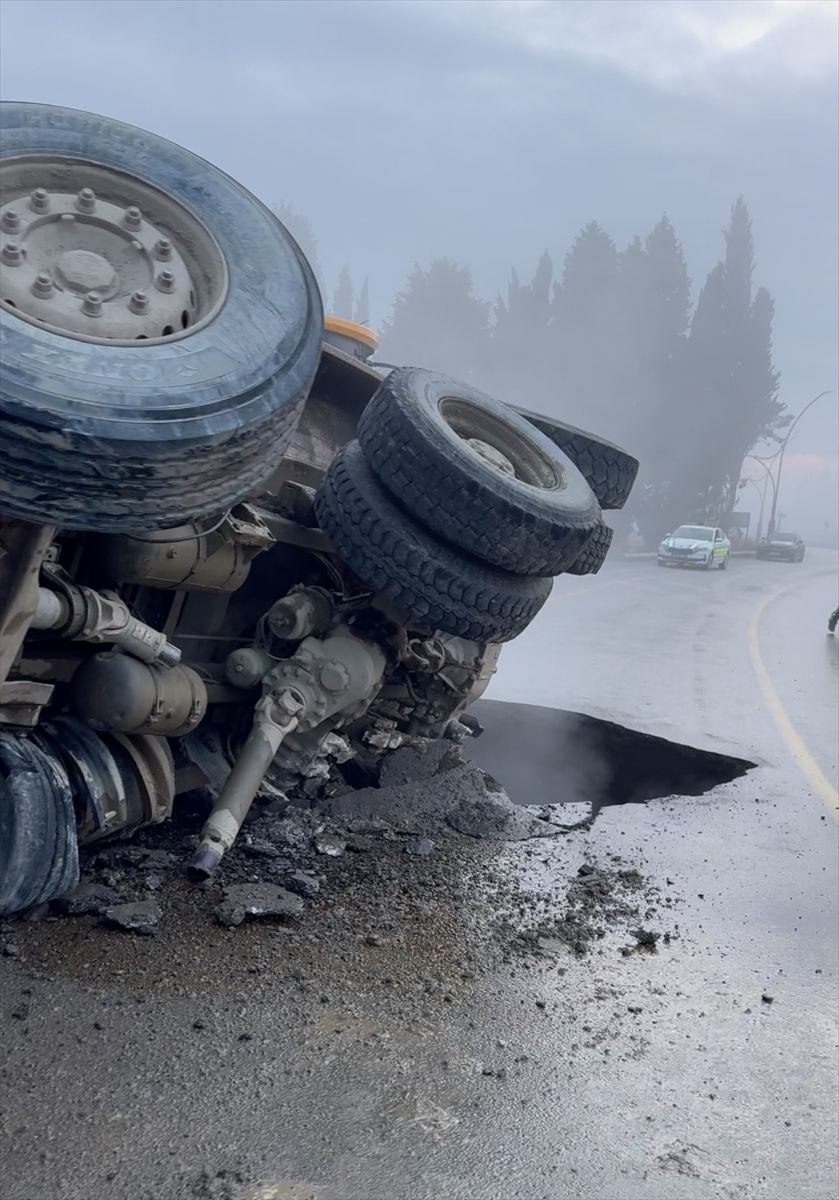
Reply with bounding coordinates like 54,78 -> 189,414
358,370 -> 600,576
315,442 -> 552,642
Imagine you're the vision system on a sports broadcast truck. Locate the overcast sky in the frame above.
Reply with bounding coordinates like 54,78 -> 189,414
1,0 -> 837,492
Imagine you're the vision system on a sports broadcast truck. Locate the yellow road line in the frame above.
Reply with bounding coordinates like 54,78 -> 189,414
749,585 -> 839,817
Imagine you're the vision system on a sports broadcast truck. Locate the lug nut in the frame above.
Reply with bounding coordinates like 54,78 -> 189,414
123,205 -> 143,230
1,210 -> 21,233
153,237 -> 173,261
155,269 -> 176,293
32,272 -> 55,298
82,290 -> 103,316
76,187 -> 96,214
1,242 -> 23,266
30,188 -> 50,213
129,289 -> 149,314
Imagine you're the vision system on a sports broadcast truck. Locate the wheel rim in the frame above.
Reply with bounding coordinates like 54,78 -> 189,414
438,396 -> 561,490
0,153 -> 229,345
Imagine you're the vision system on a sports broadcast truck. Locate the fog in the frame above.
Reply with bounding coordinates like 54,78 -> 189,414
1,0 -> 836,541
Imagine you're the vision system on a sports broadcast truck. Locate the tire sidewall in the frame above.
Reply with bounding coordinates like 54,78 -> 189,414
0,735 -> 78,915
0,102 -> 322,442
363,369 -> 600,530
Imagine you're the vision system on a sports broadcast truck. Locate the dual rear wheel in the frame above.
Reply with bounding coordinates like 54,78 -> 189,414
315,368 -> 622,641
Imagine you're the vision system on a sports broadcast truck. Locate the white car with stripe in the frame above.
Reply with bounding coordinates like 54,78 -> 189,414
657,525 -> 731,570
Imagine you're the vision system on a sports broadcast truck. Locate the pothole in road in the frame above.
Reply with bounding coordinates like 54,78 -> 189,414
3,701 -> 755,933
463,699 -> 756,814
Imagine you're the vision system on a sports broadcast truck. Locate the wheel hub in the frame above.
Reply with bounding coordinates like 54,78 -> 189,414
465,437 -> 517,478
0,155 -> 228,344
54,248 -> 117,294
438,395 -> 562,490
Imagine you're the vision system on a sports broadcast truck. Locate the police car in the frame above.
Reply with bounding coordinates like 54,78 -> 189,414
657,525 -> 731,570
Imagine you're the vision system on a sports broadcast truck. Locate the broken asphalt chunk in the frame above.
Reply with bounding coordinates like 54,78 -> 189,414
378,740 -> 458,787
101,900 -> 161,936
404,838 -> 435,857
51,882 -> 119,916
284,871 -> 320,898
314,833 -> 346,857
215,883 -> 303,927
241,838 -> 284,859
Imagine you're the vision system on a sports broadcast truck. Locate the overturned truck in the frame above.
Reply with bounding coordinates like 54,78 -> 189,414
0,102 -> 638,916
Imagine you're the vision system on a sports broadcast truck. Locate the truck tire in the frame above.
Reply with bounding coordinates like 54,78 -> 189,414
357,368 -> 600,576
0,102 -> 322,533
566,522 -> 613,576
315,442 -> 553,642
514,409 -> 639,511
0,733 -> 79,917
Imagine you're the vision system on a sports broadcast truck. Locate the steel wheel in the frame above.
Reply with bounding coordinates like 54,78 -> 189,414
1,102 -> 322,532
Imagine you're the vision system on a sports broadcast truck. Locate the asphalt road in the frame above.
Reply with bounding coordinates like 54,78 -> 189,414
1,550 -> 837,1200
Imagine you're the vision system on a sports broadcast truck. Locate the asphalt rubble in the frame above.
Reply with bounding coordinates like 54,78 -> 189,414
2,735 -> 674,967
1,738 -> 718,1200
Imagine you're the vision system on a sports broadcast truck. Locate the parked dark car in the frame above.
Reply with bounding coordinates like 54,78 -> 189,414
756,532 -> 806,562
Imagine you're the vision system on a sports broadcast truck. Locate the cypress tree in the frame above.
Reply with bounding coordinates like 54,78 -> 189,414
271,201 -> 324,292
682,199 -> 783,526
490,252 -> 554,408
551,222 -> 621,432
354,278 -> 370,326
332,265 -> 354,320
378,259 -> 491,381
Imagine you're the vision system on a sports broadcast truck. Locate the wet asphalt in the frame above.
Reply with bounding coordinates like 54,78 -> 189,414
1,550 -> 837,1200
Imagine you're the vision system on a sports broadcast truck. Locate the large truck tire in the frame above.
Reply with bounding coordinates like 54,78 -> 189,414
515,409 -> 639,511
0,733 -> 79,917
315,442 -> 553,643
357,369 -> 601,577
566,522 -> 614,576
0,102 -> 322,533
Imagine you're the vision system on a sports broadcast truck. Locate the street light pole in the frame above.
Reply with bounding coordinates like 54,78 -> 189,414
744,453 -> 778,543
767,391 -> 832,536
740,477 -> 765,543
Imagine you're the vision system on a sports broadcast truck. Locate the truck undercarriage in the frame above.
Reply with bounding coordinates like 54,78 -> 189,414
0,102 -> 638,916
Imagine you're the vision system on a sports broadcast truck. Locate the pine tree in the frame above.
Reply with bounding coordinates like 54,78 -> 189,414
354,278 -> 370,326
645,216 -> 691,349
271,201 -> 323,291
551,222 -> 621,432
378,259 -> 491,382
681,199 -> 783,526
489,252 -> 553,408
615,236 -> 653,437
332,265 -> 354,320
627,217 -> 692,544
374,202 -> 781,550
559,222 -> 620,310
